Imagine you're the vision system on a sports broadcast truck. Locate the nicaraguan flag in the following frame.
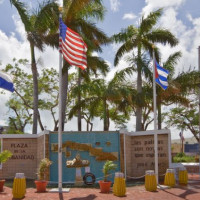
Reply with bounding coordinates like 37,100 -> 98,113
0,71 -> 14,92
155,61 -> 169,90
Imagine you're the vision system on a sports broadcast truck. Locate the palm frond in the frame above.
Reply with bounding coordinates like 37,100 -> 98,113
111,67 -> 135,84
34,1 -> 59,34
112,25 -> 138,43
65,0 -> 104,23
10,0 -> 31,31
87,56 -> 109,76
146,29 -> 178,47
140,8 -> 162,33
43,33 -> 59,49
114,41 -> 135,66
174,70 -> 200,93
78,0 -> 105,21
163,51 -> 182,75
139,38 -> 161,61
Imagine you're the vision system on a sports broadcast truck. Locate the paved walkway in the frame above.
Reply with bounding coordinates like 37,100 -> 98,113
0,175 -> 200,200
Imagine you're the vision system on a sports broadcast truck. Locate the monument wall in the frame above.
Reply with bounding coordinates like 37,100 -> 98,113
120,129 -> 171,179
0,134 -> 45,179
49,131 -> 121,183
0,129 -> 171,181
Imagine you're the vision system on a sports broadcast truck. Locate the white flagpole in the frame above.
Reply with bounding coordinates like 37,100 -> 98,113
58,7 -> 63,193
198,46 -> 200,179
153,47 -> 159,184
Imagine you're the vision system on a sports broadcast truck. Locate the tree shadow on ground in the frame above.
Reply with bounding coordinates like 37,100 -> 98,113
163,186 -> 199,199
69,194 -> 97,200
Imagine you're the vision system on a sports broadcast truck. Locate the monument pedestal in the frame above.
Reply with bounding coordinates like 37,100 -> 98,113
75,168 -> 83,186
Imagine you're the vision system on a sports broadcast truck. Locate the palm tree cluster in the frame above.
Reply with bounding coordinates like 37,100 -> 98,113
7,1 -> 200,135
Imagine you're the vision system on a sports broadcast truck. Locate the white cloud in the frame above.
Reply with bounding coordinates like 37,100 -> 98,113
12,15 -> 26,41
0,13 -> 60,128
54,0 -> 63,7
0,30 -> 29,66
35,47 -> 59,71
91,52 -> 98,57
142,0 -> 185,15
0,0 -> 4,4
138,0 -> 199,76
123,12 -> 137,20
0,92 -> 12,126
151,7 -> 200,139
109,0 -> 120,12
157,7 -> 200,73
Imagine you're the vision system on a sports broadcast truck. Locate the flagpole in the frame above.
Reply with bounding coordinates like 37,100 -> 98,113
152,46 -> 159,184
198,46 -> 200,179
58,7 -> 63,193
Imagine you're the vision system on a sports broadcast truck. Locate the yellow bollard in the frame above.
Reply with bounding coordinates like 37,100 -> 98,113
113,172 -> 126,197
164,169 -> 176,187
179,168 -> 188,185
12,173 -> 26,199
145,170 -> 157,192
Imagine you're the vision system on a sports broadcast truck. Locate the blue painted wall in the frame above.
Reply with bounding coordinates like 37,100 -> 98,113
49,131 -> 120,183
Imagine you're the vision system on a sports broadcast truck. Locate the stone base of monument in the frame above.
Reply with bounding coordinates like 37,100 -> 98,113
75,176 -> 83,186
74,168 -> 84,186
49,188 -> 70,193
157,184 -> 171,190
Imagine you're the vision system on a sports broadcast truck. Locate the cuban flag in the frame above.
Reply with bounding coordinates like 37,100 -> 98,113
0,71 -> 14,92
59,18 -> 87,70
155,61 -> 169,90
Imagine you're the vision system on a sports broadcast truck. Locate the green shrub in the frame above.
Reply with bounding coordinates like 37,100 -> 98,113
103,160 -> 117,182
173,153 -> 195,163
176,152 -> 186,157
0,150 -> 12,163
38,158 -> 52,180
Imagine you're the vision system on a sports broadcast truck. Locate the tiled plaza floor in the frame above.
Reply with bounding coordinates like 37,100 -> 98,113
0,174 -> 200,200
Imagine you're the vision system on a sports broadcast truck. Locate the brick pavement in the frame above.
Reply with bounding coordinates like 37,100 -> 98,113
0,175 -> 200,200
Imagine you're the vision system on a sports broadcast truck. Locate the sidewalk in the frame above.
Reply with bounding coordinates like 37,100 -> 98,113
0,175 -> 200,200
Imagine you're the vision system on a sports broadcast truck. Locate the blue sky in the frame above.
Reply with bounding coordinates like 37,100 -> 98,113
0,0 -> 200,139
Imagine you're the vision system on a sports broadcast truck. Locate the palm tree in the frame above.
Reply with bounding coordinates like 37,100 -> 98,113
166,103 -> 199,142
76,55 -> 109,131
68,76 -> 130,131
59,0 -> 110,130
142,52 -> 199,130
112,8 -> 178,131
10,0 -> 58,134
156,51 -> 184,129
164,69 -> 200,137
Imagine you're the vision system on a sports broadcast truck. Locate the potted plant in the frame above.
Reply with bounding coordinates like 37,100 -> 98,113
99,160 -> 117,193
0,150 -> 12,192
35,158 -> 52,192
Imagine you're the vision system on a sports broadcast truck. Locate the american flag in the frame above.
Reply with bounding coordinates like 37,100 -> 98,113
59,18 -> 87,70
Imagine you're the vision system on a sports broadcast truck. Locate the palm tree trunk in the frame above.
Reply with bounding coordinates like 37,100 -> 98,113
38,111 -> 44,131
30,43 -> 38,134
103,99 -> 109,131
90,123 -> 93,131
77,68 -> 82,131
136,46 -> 143,131
61,60 -> 69,131
87,121 -> 89,131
